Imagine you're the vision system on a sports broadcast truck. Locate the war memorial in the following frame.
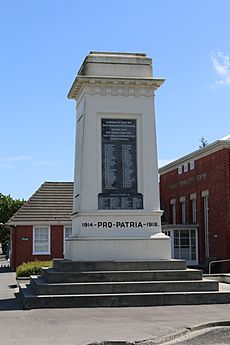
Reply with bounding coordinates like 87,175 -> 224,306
18,52 -> 230,308
66,51 -> 170,261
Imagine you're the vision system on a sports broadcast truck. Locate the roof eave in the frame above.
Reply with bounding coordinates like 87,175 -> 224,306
159,139 -> 230,174
8,220 -> 72,226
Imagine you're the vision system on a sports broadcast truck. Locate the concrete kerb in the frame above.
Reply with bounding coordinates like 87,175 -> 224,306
87,321 -> 230,345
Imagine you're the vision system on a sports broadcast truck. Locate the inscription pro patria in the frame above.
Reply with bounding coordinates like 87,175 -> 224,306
98,119 -> 143,210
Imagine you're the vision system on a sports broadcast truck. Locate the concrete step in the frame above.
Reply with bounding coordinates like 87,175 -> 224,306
19,284 -> 230,310
53,259 -> 187,272
42,268 -> 203,283
30,276 -> 219,295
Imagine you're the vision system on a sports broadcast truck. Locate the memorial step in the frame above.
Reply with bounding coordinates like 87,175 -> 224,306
30,276 -> 218,295
18,260 -> 228,309
42,267 -> 203,283
19,284 -> 230,309
53,259 -> 187,272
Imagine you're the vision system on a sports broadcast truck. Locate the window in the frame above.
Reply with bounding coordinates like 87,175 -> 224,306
180,196 -> 186,224
65,226 -> 72,239
178,165 -> 182,174
184,163 -> 188,172
174,229 -> 197,264
202,190 -> 209,258
172,203 -> 176,224
63,226 -> 72,254
163,227 -> 198,265
190,193 -> 197,223
190,160 -> 195,170
170,199 -> 176,224
181,202 -> 186,224
33,226 -> 50,255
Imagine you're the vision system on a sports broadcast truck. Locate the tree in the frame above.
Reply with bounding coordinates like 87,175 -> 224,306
199,136 -> 208,148
0,193 -> 25,256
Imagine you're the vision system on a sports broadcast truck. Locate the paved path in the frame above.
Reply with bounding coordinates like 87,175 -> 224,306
165,326 -> 230,345
1,269 -> 230,345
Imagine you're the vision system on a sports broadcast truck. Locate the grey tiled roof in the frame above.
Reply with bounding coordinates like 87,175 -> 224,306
7,182 -> 74,226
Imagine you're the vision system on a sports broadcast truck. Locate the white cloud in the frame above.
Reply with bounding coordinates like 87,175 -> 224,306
32,160 -> 64,167
0,154 -> 64,170
0,163 -> 14,169
211,51 -> 230,85
0,155 -> 34,169
0,154 -> 34,162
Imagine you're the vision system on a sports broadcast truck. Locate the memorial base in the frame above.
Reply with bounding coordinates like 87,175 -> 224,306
65,233 -> 171,261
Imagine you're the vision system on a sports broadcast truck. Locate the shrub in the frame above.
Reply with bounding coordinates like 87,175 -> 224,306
16,260 -> 53,277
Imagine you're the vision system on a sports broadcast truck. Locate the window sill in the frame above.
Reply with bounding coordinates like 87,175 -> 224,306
32,252 -> 51,256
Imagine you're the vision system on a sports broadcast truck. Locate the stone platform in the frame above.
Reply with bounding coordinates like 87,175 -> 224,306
18,259 -> 230,309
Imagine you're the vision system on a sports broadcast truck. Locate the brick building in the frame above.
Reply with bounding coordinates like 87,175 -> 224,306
159,135 -> 230,269
7,182 -> 73,269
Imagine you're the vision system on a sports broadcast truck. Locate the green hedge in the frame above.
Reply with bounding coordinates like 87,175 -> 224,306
16,260 -> 53,277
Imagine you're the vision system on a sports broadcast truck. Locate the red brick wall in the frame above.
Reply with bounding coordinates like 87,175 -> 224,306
51,225 -> 64,258
160,148 -> 230,265
10,225 -> 64,270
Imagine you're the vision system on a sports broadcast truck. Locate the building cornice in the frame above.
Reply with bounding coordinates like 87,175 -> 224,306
162,224 -> 199,230
67,76 -> 165,100
159,140 -> 230,175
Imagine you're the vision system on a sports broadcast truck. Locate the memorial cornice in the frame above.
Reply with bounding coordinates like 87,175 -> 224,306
67,76 -> 165,99
67,236 -> 164,241
72,210 -> 163,217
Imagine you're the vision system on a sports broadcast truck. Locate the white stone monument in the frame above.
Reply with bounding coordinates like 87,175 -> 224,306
66,51 -> 170,261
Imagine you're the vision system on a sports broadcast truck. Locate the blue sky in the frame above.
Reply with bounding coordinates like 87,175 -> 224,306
1,0 -> 230,200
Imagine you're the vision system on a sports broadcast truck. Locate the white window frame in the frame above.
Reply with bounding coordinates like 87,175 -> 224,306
63,225 -> 72,255
33,226 -> 51,255
202,190 -> 209,258
190,160 -> 195,170
178,165 -> 182,174
184,163 -> 188,172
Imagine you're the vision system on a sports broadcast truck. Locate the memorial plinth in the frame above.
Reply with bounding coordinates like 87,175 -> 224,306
66,51 -> 171,261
